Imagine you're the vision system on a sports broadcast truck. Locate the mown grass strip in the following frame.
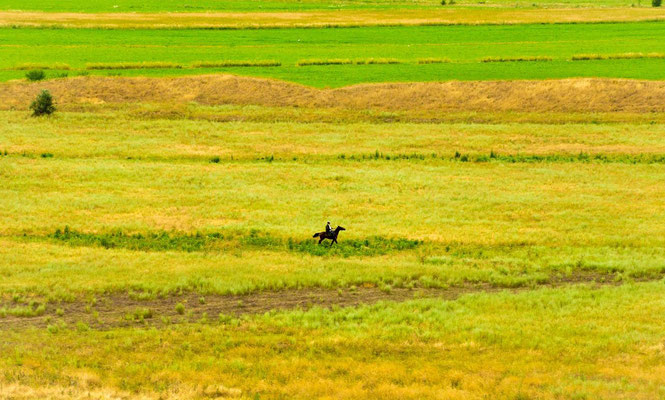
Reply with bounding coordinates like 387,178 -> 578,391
571,52 -> 665,61
48,227 -> 422,257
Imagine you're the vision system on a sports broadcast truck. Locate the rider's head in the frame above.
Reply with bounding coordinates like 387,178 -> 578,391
327,221 -> 331,224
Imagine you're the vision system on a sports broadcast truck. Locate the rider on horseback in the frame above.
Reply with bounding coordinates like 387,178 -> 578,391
325,221 -> 333,235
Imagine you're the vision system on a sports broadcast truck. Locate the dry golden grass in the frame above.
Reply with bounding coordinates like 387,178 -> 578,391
2,8 -> 665,29
4,75 -> 665,113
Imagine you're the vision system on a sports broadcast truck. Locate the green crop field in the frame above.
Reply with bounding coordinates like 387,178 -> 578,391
2,0 -> 665,398
2,23 -> 665,86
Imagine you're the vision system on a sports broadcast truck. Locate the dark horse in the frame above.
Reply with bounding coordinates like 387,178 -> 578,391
312,226 -> 346,246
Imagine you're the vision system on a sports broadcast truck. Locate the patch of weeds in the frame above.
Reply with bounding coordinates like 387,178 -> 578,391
175,303 -> 185,315
288,236 -> 421,257
130,308 -> 153,322
46,321 -> 66,334
76,321 -> 90,332
40,153 -> 54,158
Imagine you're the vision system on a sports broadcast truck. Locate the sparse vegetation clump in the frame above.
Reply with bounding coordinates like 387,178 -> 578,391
29,89 -> 56,116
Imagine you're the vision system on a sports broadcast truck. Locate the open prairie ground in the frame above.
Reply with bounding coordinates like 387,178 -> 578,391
2,1 -> 665,398
2,75 -> 665,399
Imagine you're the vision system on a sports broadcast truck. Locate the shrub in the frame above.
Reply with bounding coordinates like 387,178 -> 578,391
654,0 -> 662,6
175,303 -> 185,315
25,69 -> 45,81
30,90 -> 56,117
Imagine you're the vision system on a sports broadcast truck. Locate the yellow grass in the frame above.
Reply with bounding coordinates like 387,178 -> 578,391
2,8 -> 665,29
4,75 -> 665,113
571,52 -> 665,60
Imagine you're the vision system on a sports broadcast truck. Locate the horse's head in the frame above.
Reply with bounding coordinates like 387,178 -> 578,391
336,226 -> 346,232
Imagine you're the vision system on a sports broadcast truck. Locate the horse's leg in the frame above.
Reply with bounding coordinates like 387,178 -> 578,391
318,237 -> 324,245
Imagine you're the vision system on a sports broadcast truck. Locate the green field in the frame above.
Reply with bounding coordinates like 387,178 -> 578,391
2,22 -> 665,86
3,1 -> 665,398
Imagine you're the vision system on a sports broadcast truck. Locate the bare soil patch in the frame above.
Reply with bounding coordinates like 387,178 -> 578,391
0,271 -> 648,330
4,75 -> 665,114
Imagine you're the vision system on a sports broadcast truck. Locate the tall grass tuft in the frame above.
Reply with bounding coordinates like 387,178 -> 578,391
296,59 -> 353,66
191,60 -> 281,68
417,58 -> 451,64
86,62 -> 183,70
15,63 -> 70,71
481,56 -> 552,63
572,52 -> 665,61
354,58 -> 401,65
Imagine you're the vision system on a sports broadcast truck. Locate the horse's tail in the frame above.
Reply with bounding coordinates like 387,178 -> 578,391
313,232 -> 321,238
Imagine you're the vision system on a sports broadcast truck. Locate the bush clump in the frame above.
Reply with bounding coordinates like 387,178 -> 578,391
25,69 -> 45,81
30,90 -> 56,117
654,0 -> 662,7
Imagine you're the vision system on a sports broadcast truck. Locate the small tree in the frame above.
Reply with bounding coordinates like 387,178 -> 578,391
654,0 -> 662,6
30,90 -> 56,117
25,70 -> 45,81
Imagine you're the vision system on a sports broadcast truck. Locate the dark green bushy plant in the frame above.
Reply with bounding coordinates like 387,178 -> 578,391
25,70 -> 45,81
654,0 -> 662,7
30,90 -> 56,116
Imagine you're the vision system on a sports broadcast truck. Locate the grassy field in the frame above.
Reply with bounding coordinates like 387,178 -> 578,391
3,283 -> 665,399
2,85 -> 665,399
2,22 -> 665,86
3,1 -> 665,398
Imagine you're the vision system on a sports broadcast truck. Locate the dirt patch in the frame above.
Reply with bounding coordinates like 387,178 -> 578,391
0,271 -> 645,330
4,75 -> 665,114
